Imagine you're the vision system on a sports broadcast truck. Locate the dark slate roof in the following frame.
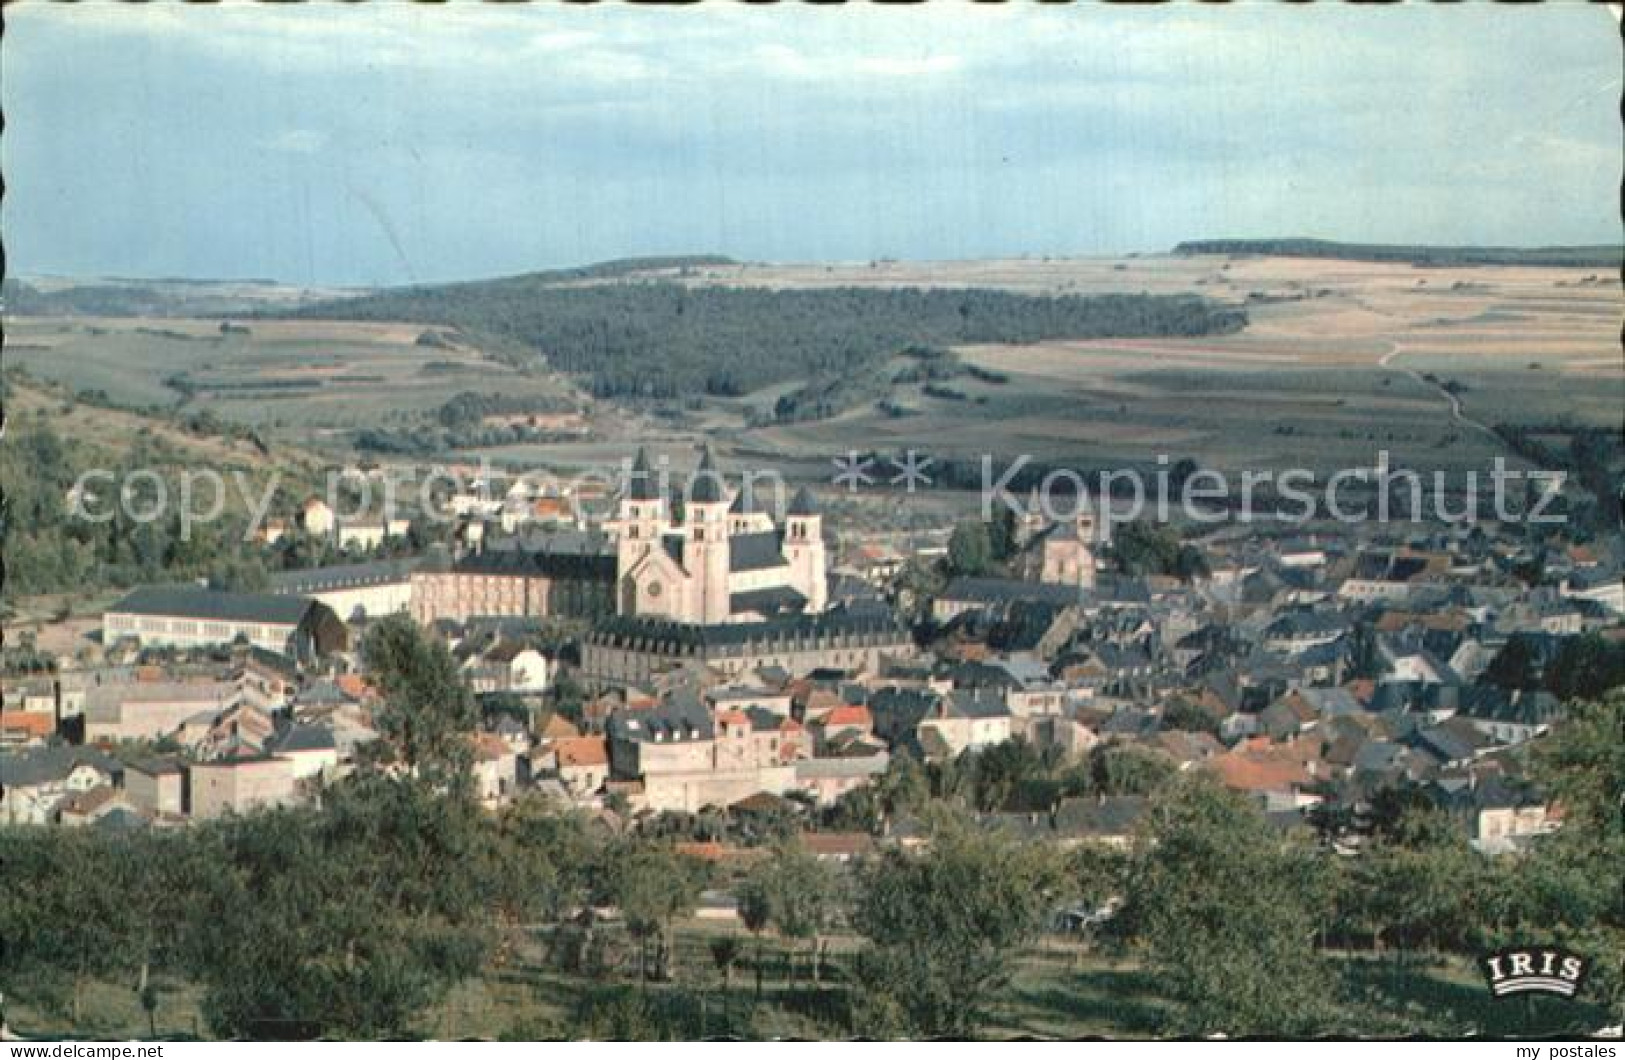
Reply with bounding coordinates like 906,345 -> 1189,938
243,645 -> 301,680
126,756 -> 185,777
946,688 -> 1012,719
452,538 -> 616,580
865,686 -> 940,743
938,660 -> 1022,691
730,586 -> 808,618
91,807 -> 150,831
271,559 -> 420,595
1265,610 -> 1349,639
729,531 -> 789,573
744,705 -> 789,733
627,447 -> 662,501
608,691 -> 714,743
109,586 -> 317,626
0,746 -> 123,788
690,448 -> 726,505
1457,686 -> 1563,727
1415,717 -> 1496,763
941,577 -> 1083,608
294,679 -> 355,706
272,723 -> 337,754
731,482 -> 763,514
588,605 -> 909,652
788,487 -> 820,517
1052,795 -> 1149,837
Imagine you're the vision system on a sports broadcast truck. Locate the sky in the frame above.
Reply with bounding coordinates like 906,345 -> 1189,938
3,1 -> 1620,287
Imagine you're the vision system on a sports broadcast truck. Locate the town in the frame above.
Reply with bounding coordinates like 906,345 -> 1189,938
4,0 -> 1620,1045
9,446 -> 1616,836
3,437 -> 1621,1037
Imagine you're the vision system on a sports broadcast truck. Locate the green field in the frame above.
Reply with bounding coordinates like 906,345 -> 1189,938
6,923 -> 1603,1041
4,316 -> 586,450
8,254 -> 1619,483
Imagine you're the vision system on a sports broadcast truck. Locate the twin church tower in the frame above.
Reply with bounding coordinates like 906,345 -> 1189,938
614,447 -> 828,626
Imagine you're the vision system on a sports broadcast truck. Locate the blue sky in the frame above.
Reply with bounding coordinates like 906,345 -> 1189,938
3,2 -> 1619,286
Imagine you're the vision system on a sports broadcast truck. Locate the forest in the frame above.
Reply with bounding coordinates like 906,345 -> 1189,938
281,280 -> 1248,399
1173,238 -> 1623,268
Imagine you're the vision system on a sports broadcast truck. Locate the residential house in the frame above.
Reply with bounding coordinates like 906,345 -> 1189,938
0,747 -> 122,824
188,752 -> 299,819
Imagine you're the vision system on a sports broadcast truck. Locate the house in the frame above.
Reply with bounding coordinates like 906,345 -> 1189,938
933,577 -> 1083,624
797,830 -> 876,863
794,750 -> 890,806
474,641 -> 551,694
0,747 -> 123,824
982,795 -> 1148,849
811,703 -> 874,747
103,587 -> 348,661
472,733 -> 523,806
83,678 -> 241,744
546,736 -> 611,798
124,757 -> 187,816
917,688 -> 1013,756
1457,687 -> 1563,746
1206,739 -> 1323,809
706,685 -> 795,719
1434,773 -> 1557,853
299,498 -> 335,536
58,786 -> 148,829
606,692 -> 795,813
1258,691 -> 1320,742
1262,611 -> 1349,654
335,518 -> 410,553
188,753 -> 299,819
269,724 -> 341,782
0,708 -> 56,745
1413,716 -> 1500,769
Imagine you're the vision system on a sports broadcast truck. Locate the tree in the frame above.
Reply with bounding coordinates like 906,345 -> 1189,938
1545,633 -> 1625,701
851,816 -> 1063,1037
1086,743 -> 1177,796
361,615 -> 479,786
598,841 -> 708,982
1484,634 -> 1541,692
736,876 -> 773,1001
1115,777 -> 1336,1036
742,842 -> 840,988
892,556 -> 947,625
709,936 -> 741,999
190,779 -> 492,1039
1334,803 -> 1482,969
946,521 -> 994,578
1161,696 -> 1219,735
0,829 -> 133,1025
988,504 -> 1020,563
1522,692 -> 1625,1019
964,738 -> 1047,813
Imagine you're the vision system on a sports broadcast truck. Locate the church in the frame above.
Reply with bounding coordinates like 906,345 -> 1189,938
615,448 -> 829,625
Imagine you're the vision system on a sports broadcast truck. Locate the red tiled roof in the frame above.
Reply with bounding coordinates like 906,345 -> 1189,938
819,704 -> 873,730
553,737 -> 609,768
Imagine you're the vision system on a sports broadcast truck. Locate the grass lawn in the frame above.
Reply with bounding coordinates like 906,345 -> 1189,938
7,925 -> 1607,1041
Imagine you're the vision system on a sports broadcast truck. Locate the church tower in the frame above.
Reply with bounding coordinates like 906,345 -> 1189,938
784,486 -> 828,613
617,448 -> 667,615
687,447 -> 732,624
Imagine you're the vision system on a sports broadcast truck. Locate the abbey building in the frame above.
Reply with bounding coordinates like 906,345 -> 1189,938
615,448 -> 829,625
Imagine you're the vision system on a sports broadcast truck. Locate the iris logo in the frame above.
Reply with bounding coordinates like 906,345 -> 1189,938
1481,947 -> 1589,999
